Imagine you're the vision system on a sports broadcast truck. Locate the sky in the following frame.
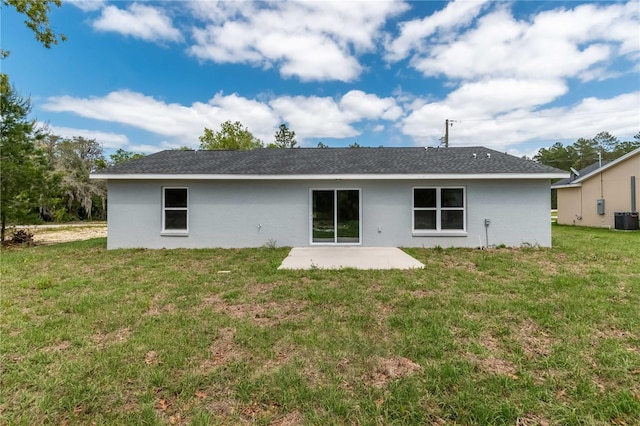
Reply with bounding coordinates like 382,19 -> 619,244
3,0 -> 640,158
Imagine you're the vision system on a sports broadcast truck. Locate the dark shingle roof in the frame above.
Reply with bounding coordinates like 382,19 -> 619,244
552,160 -> 611,186
96,147 -> 564,176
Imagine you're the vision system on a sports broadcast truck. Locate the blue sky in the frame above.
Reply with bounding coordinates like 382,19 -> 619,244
4,0 -> 639,157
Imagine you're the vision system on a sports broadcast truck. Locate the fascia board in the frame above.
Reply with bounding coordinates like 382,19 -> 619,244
91,172 -> 569,180
551,183 -> 581,189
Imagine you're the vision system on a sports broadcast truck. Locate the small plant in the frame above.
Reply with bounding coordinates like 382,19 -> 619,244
35,277 -> 54,290
263,238 -> 278,249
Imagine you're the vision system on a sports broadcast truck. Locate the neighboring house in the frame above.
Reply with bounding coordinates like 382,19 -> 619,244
551,148 -> 640,229
91,147 -> 566,249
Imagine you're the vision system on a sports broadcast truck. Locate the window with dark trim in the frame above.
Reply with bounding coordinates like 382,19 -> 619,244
413,187 -> 465,232
163,187 -> 188,232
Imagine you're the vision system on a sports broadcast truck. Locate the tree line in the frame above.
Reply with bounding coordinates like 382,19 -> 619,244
0,84 -> 147,240
534,131 -> 640,171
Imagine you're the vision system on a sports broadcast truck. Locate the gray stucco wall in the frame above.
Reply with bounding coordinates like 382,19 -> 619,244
106,179 -> 552,249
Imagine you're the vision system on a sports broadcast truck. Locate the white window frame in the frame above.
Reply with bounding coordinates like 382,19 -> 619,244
162,187 -> 189,235
412,186 -> 466,235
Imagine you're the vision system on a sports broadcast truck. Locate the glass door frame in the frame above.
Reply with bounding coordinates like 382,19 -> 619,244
309,188 -> 362,245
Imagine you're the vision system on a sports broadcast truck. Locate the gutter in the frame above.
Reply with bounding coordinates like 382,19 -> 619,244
91,172 -> 569,181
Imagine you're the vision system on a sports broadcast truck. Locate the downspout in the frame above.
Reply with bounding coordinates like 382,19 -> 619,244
632,176 -> 637,212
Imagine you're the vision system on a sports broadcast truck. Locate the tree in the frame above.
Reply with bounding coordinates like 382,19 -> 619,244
348,142 -> 361,148
317,142 -> 328,148
199,120 -> 263,150
270,123 -> 297,148
535,131 -> 640,171
0,84 -> 48,240
109,148 -> 144,165
54,136 -> 107,220
2,0 -> 66,53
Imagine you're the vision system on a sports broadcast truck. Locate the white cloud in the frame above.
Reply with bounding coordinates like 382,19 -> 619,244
49,126 -> 129,149
270,90 -> 403,139
385,0 -> 490,61
269,96 -> 359,139
43,90 -> 278,145
93,3 -> 182,43
445,79 -> 568,116
189,0 -> 408,82
388,2 -> 639,83
339,90 -> 403,121
43,89 -> 406,147
67,0 -> 106,12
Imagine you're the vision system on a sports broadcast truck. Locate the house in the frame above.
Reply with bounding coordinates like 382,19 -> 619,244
91,147 -> 567,249
551,148 -> 640,229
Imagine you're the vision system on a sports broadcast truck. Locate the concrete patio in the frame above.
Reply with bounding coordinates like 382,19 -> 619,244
278,247 -> 424,270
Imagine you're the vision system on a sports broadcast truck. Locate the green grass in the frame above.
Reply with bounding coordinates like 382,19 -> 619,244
1,225 -> 639,425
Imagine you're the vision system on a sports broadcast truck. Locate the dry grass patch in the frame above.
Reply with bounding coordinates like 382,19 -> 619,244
206,327 -> 241,367
270,410 -> 304,425
42,340 -> 72,353
442,254 -> 480,272
514,319 -> 554,359
516,413 -> 551,426
91,327 -> 132,348
366,356 -> 423,388
202,294 -> 309,326
144,293 -> 177,317
463,332 -> 519,378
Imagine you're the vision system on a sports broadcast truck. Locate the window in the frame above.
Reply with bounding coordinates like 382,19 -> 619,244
413,187 -> 465,232
163,187 -> 188,233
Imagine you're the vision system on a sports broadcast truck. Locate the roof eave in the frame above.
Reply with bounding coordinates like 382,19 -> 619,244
91,172 -> 569,180
551,183 -> 581,189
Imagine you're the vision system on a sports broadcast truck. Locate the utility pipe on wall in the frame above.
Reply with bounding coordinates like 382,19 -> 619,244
632,176 -> 637,212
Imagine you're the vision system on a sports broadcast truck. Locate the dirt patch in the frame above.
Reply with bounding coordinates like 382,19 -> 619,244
91,327 -> 132,348
593,325 -> 636,340
514,319 -> 554,359
144,294 -> 177,317
201,294 -> 308,326
209,327 -> 238,365
271,411 -> 304,425
465,333 -> 519,378
516,413 -> 551,426
366,356 -> 422,388
145,350 -> 161,366
14,224 -> 107,245
443,255 -> 479,272
42,340 -> 71,353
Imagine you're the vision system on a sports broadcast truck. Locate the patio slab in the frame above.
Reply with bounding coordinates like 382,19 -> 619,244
278,247 -> 424,270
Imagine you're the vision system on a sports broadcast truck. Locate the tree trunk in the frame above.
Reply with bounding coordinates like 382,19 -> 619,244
1,211 -> 6,242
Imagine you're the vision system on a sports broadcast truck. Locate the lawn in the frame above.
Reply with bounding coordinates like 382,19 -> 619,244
1,225 -> 638,425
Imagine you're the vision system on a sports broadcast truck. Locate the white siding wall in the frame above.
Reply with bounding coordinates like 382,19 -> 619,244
106,179 -> 552,249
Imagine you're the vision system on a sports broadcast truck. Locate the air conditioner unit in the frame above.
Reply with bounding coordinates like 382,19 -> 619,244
614,212 -> 639,230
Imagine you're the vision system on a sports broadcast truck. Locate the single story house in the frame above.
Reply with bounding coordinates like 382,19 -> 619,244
91,147 -> 567,249
551,148 -> 639,229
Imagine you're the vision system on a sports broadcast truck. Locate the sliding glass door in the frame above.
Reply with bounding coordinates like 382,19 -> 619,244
311,189 -> 360,244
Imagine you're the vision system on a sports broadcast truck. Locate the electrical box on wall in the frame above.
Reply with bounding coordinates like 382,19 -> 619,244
597,199 -> 605,215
